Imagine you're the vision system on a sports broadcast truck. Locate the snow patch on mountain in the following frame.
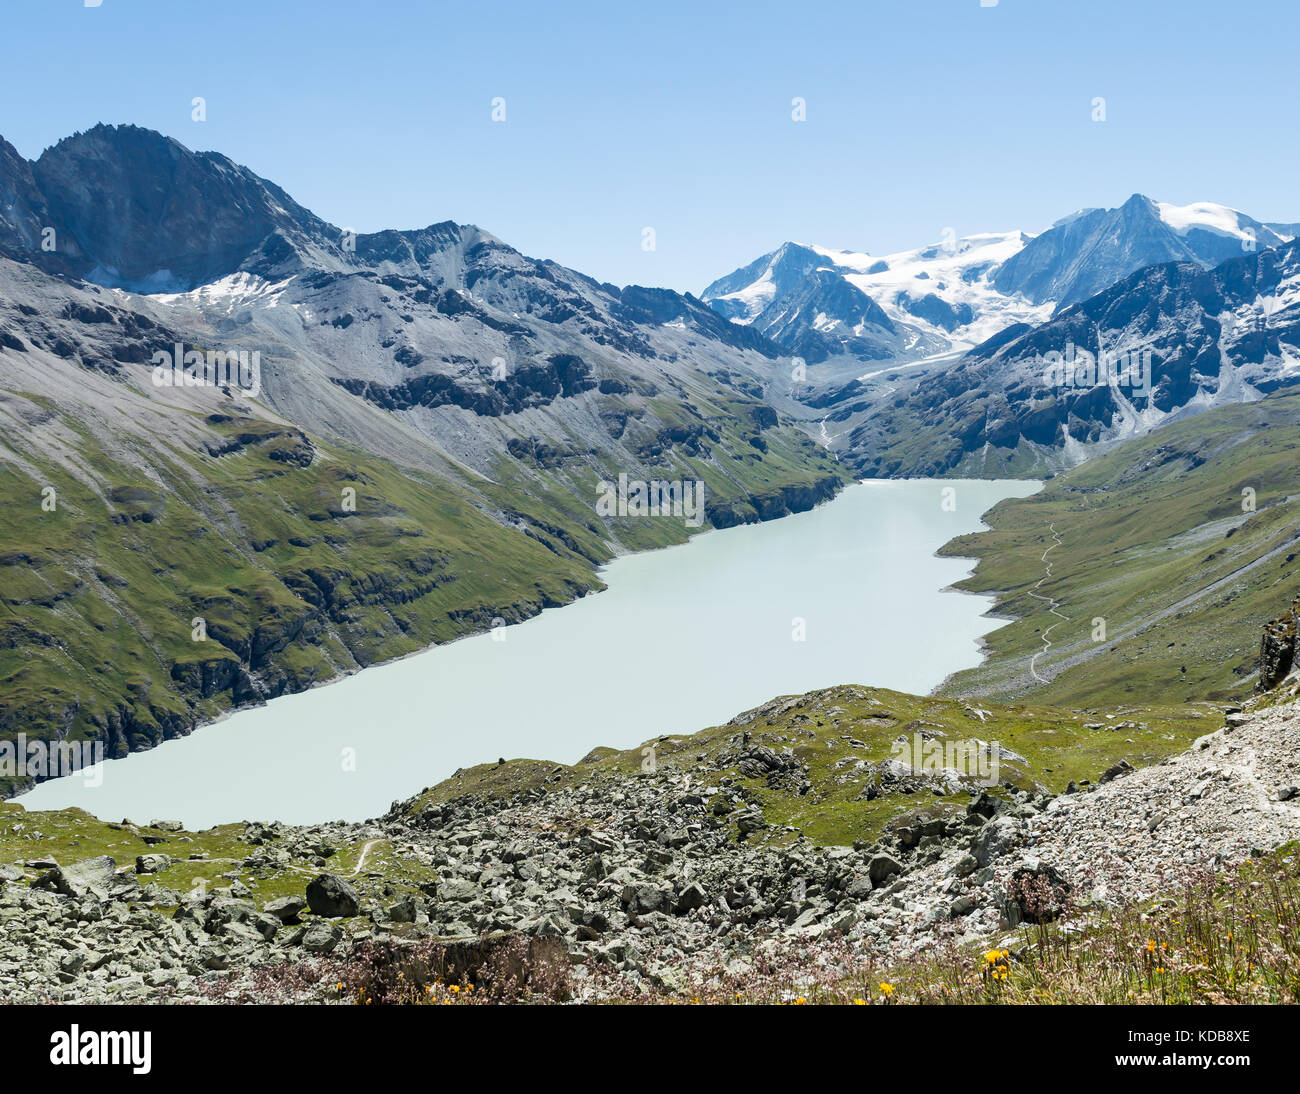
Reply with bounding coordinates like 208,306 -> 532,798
1156,200 -> 1284,243
148,271 -> 296,312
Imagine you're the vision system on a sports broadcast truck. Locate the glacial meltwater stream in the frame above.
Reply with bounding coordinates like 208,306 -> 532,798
19,478 -> 1039,827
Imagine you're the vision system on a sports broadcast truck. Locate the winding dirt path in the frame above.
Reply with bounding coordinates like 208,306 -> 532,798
1026,523 -> 1070,684
351,839 -> 382,876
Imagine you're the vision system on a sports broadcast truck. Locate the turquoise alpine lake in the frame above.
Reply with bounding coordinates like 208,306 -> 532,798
18,478 -> 1040,828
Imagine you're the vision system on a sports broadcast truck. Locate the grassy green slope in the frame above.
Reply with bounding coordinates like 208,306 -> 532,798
938,389 -> 1300,706
399,685 -> 1217,848
0,413 -> 599,797
0,385 -> 846,798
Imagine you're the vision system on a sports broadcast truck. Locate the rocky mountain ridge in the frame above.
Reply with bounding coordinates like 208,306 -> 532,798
0,124 -> 845,796
701,194 -> 1291,375
702,195 -> 1300,477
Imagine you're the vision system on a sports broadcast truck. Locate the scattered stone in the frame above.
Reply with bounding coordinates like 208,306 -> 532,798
950,894 -> 976,917
1098,760 -> 1134,784
263,896 -> 308,923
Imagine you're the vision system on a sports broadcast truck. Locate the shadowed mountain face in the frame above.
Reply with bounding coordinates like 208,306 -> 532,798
746,267 -> 898,365
0,136 -> 56,255
3,125 -> 340,290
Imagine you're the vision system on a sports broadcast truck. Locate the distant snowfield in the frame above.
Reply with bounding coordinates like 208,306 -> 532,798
819,232 -> 1053,347
1156,200 -> 1291,243
705,229 -> 1052,362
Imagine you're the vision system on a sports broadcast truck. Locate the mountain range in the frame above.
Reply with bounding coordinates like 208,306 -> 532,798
3,122 -> 1300,789
702,193 -> 1293,368
0,124 -> 843,792
702,193 -> 1300,474
845,236 -> 1300,477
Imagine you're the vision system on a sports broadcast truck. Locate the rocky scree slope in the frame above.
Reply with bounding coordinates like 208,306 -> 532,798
0,682 -> 1277,1003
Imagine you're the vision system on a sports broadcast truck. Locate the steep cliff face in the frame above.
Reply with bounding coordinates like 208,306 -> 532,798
0,136 -> 53,254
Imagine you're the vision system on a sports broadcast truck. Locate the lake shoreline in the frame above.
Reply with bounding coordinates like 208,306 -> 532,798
18,478 -> 1040,827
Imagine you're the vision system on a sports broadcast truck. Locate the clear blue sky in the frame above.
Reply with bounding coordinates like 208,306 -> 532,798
4,0 -> 1297,292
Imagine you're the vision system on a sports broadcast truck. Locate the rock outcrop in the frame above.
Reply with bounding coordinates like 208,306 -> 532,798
1258,595 -> 1300,691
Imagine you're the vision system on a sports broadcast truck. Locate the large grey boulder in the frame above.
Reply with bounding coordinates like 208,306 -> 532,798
844,873 -> 873,899
434,878 -> 479,903
867,853 -> 902,886
32,856 -> 116,900
203,897 -> 258,935
135,853 -> 172,874
263,895 -> 307,923
300,921 -> 343,953
674,882 -> 707,913
306,874 -> 361,918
